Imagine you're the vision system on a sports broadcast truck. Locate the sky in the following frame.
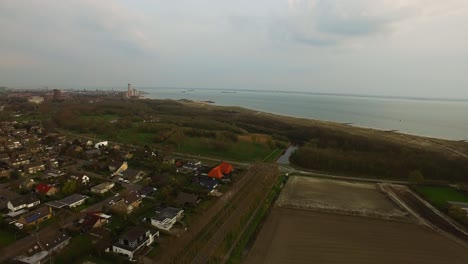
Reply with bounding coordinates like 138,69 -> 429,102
1,0 -> 468,98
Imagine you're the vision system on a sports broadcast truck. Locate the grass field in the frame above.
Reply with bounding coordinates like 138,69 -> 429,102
176,137 -> 275,162
0,230 -> 16,249
414,185 -> 468,209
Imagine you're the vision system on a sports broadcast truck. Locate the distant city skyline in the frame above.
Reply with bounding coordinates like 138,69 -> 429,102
1,0 -> 468,98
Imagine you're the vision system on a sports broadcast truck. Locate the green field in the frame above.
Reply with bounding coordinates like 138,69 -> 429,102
177,138 -> 275,162
414,185 -> 468,209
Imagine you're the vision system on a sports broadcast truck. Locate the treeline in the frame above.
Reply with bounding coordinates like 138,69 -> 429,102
290,133 -> 468,182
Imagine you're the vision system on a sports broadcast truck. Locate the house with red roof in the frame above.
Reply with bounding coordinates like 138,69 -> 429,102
219,162 -> 233,175
208,162 -> 234,179
81,212 -> 111,232
35,183 -> 58,196
208,166 -> 224,179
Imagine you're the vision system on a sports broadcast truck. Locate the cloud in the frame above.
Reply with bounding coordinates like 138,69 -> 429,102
0,0 -> 156,64
277,0 -> 464,46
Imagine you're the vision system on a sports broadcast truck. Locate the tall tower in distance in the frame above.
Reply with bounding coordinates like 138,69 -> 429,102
127,83 -> 132,97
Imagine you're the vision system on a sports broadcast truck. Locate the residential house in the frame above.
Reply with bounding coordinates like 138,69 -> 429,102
15,232 -> 71,264
122,169 -> 145,183
175,192 -> 200,207
46,194 -> 88,209
81,212 -> 111,232
112,226 -> 158,259
24,161 -> 45,174
46,158 -> 59,169
219,161 -> 233,174
8,194 -> 40,212
151,207 -> 184,231
138,186 -> 156,198
90,182 -> 115,194
19,178 -> 36,189
207,162 -> 233,179
15,150 -> 30,160
198,177 -> 219,192
35,183 -> 58,196
110,191 -> 142,215
10,157 -> 29,167
28,145 -> 44,154
207,166 -> 224,179
109,161 -> 128,176
16,206 -> 53,226
85,149 -> 101,158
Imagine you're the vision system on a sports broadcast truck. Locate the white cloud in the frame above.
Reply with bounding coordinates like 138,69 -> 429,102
279,0 -> 467,46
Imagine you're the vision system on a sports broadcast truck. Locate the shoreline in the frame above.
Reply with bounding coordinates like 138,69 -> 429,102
158,96 -> 465,142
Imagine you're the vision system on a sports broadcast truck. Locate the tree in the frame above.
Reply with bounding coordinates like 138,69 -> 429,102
408,170 -> 424,184
62,180 -> 77,195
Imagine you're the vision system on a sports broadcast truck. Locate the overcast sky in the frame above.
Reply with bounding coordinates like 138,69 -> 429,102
1,0 -> 468,98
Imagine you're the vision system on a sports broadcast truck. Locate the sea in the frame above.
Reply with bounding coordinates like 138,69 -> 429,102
139,87 -> 468,141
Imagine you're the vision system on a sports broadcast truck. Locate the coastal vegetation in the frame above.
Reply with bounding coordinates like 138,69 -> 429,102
8,97 -> 468,182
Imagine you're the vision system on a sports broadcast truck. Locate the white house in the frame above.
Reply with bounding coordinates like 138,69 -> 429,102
112,226 -> 159,259
46,194 -> 88,209
95,141 -> 108,149
151,207 -> 184,231
8,194 -> 40,212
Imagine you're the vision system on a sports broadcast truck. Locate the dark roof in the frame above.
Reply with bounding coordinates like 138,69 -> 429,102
152,207 -> 183,222
120,226 -> 148,242
139,186 -> 155,196
41,232 -> 70,251
123,169 -> 144,179
57,194 -> 88,206
9,194 -> 39,207
81,212 -> 105,231
20,206 -> 51,224
124,191 -> 142,205
199,177 -> 218,190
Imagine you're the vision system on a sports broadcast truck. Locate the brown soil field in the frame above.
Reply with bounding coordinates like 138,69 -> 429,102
246,208 -> 468,264
276,176 -> 407,219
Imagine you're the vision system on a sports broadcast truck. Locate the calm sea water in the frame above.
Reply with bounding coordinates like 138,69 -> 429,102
140,87 -> 468,140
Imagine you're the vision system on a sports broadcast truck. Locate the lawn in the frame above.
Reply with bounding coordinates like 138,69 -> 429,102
0,230 -> 16,249
107,215 -> 128,232
116,127 -> 154,145
414,185 -> 468,209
